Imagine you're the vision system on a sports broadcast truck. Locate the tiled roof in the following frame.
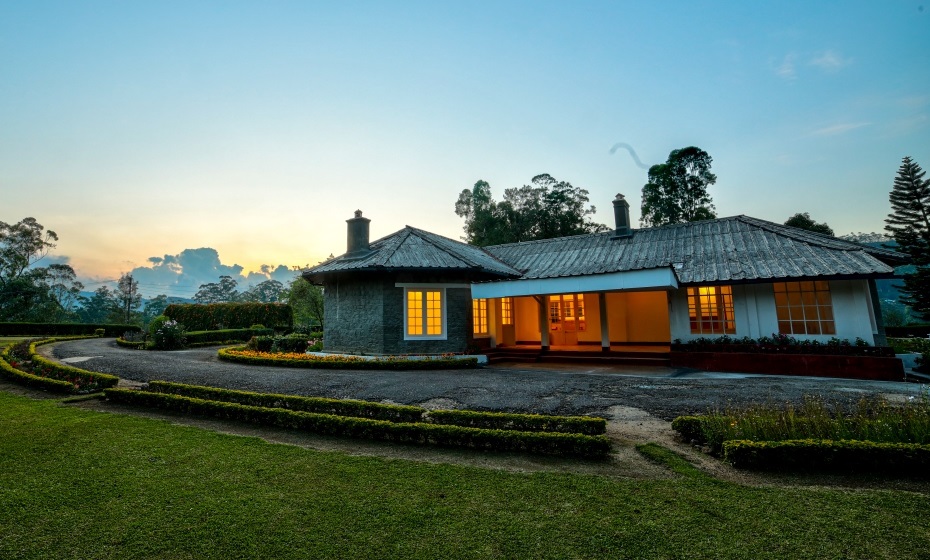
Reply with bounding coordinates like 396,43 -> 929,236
482,215 -> 905,284
303,226 -> 522,279
304,215 -> 907,285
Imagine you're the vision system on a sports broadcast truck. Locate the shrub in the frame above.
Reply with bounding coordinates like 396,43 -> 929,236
148,315 -> 171,338
0,323 -> 141,337
271,334 -> 309,354
671,416 -> 706,443
185,328 -> 273,347
425,409 -> 606,435
247,336 -> 275,352
152,319 -> 187,350
672,334 -> 894,357
104,388 -> 611,458
722,439 -> 930,476
164,303 -> 293,331
0,338 -> 119,394
94,328 -> 106,337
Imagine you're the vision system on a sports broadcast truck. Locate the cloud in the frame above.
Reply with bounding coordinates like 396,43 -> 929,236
809,122 -> 871,136
810,50 -> 851,72
127,247 -> 299,299
775,53 -> 797,80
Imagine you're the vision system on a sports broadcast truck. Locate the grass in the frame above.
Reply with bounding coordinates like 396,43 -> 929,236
2,391 -> 930,559
694,395 -> 930,453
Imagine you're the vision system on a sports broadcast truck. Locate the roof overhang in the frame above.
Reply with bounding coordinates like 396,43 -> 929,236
470,267 -> 679,299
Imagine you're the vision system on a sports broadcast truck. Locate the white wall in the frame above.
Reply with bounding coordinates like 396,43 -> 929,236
669,280 -> 878,344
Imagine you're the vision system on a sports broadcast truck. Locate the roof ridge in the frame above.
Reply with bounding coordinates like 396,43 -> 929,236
406,226 -> 483,269
735,215 -> 904,257
373,227 -> 413,266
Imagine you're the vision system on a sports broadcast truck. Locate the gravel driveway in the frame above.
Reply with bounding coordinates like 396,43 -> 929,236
48,338 -> 926,421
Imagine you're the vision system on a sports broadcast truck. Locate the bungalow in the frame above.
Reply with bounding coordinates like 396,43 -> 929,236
302,196 -> 907,358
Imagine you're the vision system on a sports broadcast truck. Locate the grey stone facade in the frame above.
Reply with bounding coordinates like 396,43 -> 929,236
323,272 -> 476,355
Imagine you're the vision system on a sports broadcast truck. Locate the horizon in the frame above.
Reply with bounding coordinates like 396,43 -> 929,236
2,1 -> 928,299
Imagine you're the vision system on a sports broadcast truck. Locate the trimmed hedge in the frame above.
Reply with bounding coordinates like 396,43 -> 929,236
218,347 -> 479,370
885,324 -> 930,338
164,303 -> 293,331
104,388 -> 612,458
115,338 -> 145,349
146,381 -> 425,423
28,339 -> 120,392
0,344 -> 76,393
671,416 -> 706,443
426,409 -> 606,436
722,439 -> 930,476
0,323 -> 140,337
185,328 -> 274,345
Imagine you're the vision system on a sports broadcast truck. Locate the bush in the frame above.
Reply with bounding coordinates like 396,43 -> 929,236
185,328 -> 273,347
425,409 -> 606,435
148,315 -> 171,338
0,338 -> 119,394
271,334 -> 309,354
671,334 -> 894,357
104,388 -> 611,458
671,416 -> 706,443
247,336 -> 275,352
151,319 -> 187,350
94,328 -> 105,337
164,303 -> 293,331
722,439 -> 930,476
219,347 -> 479,370
0,323 -> 141,337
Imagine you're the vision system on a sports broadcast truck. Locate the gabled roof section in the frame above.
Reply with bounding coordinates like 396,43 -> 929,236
303,226 -> 522,280
482,215 -> 907,285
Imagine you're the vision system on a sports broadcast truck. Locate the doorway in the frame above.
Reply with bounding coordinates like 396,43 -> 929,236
547,294 -> 586,346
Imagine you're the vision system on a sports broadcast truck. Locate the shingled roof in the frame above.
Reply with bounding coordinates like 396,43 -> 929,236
481,215 -> 906,285
304,215 -> 907,286
303,226 -> 522,281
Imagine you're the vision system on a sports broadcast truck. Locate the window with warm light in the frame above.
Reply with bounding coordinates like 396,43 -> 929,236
472,298 -> 488,335
687,286 -> 735,334
501,297 -> 513,325
773,281 -> 835,335
405,288 -> 445,338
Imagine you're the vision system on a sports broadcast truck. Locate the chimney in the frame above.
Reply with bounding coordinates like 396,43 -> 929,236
346,210 -> 372,258
611,194 -> 633,238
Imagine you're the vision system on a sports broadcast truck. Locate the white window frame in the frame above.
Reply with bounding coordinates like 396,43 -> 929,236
472,298 -> 489,337
398,284 -> 450,340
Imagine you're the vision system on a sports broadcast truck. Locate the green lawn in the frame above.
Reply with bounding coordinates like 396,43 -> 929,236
1,390 -> 929,559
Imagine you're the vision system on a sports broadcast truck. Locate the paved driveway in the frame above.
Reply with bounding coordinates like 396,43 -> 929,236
47,338 -> 926,420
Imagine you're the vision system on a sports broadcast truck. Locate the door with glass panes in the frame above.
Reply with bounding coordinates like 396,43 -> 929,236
547,294 -> 585,346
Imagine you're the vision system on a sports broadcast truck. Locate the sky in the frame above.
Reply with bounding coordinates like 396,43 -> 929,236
1,1 -> 928,298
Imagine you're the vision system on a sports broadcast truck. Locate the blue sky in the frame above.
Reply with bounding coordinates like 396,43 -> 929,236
1,1 -> 928,297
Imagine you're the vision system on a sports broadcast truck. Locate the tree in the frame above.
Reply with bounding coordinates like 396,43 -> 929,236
41,264 -> 85,322
284,278 -> 324,328
784,213 -> 834,236
640,147 -> 717,227
0,217 -> 58,288
455,174 -> 607,246
115,273 -> 142,323
193,275 -> 240,304
78,286 -> 119,324
239,279 -> 285,303
142,295 -> 170,326
885,156 -> 930,318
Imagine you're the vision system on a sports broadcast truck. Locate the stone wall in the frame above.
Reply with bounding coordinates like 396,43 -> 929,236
323,272 -> 477,355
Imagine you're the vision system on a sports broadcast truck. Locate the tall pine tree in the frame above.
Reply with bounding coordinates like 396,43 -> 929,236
885,156 -> 930,318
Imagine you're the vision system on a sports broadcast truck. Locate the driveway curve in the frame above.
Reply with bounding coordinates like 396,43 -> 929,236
48,338 -> 926,421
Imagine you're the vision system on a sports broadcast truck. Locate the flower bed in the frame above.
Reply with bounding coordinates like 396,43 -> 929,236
0,338 -> 119,394
218,347 -> 479,370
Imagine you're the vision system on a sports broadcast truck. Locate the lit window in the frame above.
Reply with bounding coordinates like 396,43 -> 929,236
406,288 -> 444,338
687,286 -> 735,334
773,281 -> 835,335
501,297 -> 513,325
472,298 -> 488,335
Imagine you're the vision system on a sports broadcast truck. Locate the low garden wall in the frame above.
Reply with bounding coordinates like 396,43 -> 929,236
670,351 -> 905,381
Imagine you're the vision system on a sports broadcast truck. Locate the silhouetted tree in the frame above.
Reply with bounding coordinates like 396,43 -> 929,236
784,212 -> 834,236
885,156 -> 930,318
640,147 -> 717,227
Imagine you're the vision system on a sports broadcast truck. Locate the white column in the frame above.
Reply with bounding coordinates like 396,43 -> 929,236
535,295 -> 550,350
599,292 -> 610,352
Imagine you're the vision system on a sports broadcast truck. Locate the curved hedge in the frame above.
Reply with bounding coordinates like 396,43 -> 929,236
425,409 -> 606,436
104,388 -> 611,458
0,344 -> 76,393
0,338 -> 119,394
217,347 -> 479,370
164,303 -> 292,331
0,323 -> 140,336
722,439 -> 930,476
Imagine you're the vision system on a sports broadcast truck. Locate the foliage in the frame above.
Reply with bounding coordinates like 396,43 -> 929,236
885,156 -> 930,318
454,174 -> 608,246
672,395 -> 930,455
183,328 -> 272,347
0,217 -> 58,288
283,278 -> 324,328
77,286 -> 120,324
193,275 -> 240,304
722,439 -> 930,475
40,264 -> 85,322
104,388 -> 611,458
219,347 -> 479,369
672,333 -> 892,356
783,212 -> 834,235
0,322 -> 139,336
141,294 -> 169,326
151,319 -> 187,350
425,409 -> 606,435
164,302 -> 293,331
886,337 -> 930,354
640,146 -> 717,227
239,279 -> 286,303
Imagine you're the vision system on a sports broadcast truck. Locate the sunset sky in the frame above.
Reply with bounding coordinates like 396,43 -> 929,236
1,1 -> 928,298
